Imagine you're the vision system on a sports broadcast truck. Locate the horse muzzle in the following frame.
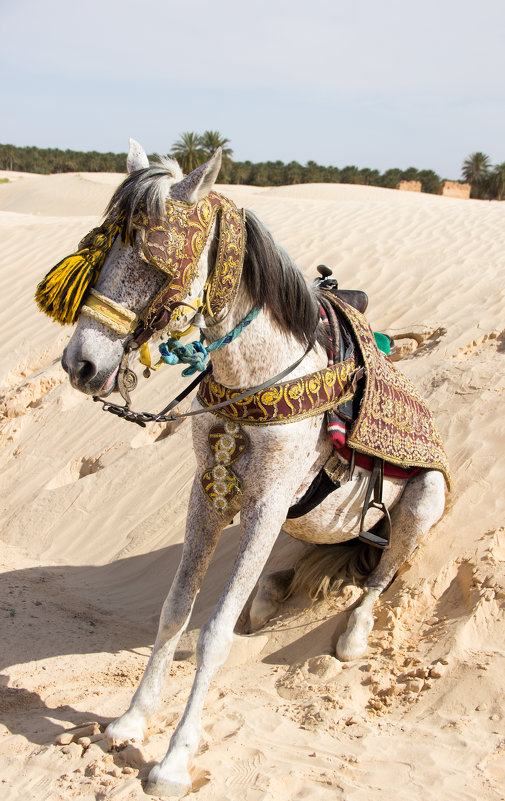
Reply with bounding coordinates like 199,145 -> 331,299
61,347 -> 119,397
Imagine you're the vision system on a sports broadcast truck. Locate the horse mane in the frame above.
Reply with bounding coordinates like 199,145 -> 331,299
243,210 -> 326,348
104,157 -> 184,234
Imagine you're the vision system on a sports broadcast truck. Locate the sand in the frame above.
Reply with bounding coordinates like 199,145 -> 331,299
1,170 -> 505,801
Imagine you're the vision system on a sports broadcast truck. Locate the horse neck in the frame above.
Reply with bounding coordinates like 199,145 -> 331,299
202,259 -> 327,390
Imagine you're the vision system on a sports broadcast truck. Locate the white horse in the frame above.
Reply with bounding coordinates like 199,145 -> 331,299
60,140 -> 446,796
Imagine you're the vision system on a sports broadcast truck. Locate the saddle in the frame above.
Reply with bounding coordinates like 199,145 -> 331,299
287,266 -> 421,549
315,264 -> 369,315
287,265 -> 391,546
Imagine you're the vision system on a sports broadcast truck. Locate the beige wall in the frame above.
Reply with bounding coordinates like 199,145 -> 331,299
397,180 -> 422,192
440,181 -> 471,199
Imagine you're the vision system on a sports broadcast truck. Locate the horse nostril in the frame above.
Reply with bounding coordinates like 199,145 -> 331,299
61,353 -> 69,374
76,360 -> 97,384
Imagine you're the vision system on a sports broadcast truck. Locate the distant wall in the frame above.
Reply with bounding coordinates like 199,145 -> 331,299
396,180 -> 422,192
439,181 -> 471,199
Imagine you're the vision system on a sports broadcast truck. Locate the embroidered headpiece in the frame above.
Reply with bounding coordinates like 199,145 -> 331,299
136,191 -> 246,330
35,191 -> 246,332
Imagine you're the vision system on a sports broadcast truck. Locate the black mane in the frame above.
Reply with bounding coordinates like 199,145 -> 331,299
243,210 -> 326,348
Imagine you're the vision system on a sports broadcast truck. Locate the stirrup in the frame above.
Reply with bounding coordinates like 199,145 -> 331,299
358,457 -> 392,549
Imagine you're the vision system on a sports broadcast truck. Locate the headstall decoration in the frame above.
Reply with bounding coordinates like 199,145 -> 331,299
35,191 -> 246,342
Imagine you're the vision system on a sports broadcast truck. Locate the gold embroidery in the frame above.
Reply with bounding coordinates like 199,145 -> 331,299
201,421 -> 248,513
197,358 -> 358,426
136,191 -> 246,328
326,294 -> 451,488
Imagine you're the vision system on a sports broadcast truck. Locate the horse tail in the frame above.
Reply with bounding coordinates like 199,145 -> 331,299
284,538 -> 382,602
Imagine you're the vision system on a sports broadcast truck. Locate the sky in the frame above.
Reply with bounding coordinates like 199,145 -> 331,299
1,0 -> 504,178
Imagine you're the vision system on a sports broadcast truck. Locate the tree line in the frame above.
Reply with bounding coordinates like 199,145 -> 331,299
1,134 -> 503,198
0,140 -> 443,193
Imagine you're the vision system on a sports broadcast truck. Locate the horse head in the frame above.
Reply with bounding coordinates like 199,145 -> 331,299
49,139 -> 233,397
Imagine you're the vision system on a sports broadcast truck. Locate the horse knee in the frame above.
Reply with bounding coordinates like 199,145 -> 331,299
158,600 -> 192,642
197,619 -> 234,669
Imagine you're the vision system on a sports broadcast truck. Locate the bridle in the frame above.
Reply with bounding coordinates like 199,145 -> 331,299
76,190 -> 247,408
93,340 -> 317,427
77,191 -> 318,422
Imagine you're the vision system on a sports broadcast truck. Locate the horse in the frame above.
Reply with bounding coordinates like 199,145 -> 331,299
52,140 -> 446,797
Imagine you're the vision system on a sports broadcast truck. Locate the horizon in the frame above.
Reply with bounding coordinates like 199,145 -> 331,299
0,140 -> 469,182
1,0 -> 504,179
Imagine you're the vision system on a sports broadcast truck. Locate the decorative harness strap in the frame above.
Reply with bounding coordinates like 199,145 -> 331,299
196,356 -> 362,425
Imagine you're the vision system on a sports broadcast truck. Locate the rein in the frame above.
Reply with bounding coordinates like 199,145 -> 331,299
93,340 -> 316,427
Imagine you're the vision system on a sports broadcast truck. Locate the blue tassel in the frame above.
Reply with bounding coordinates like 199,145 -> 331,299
159,338 -> 210,376
159,307 -> 260,376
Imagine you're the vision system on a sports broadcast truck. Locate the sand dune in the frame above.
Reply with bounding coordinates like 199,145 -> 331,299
1,170 -> 505,800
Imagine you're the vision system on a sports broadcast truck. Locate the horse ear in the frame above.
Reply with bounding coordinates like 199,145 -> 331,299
170,148 -> 222,203
127,138 -> 149,173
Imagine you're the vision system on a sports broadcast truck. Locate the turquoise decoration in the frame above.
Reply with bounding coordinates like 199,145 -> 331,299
373,332 -> 391,356
159,307 -> 260,376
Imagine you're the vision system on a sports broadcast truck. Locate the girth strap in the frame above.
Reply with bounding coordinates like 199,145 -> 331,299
286,469 -> 340,519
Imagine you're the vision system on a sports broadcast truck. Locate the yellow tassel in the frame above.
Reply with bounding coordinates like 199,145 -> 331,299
35,217 -> 127,325
35,253 -> 101,324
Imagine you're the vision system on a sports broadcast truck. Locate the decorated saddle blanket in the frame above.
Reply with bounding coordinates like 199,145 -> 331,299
324,293 -> 450,488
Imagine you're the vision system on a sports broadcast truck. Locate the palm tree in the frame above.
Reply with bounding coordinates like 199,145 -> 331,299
487,162 -> 505,201
461,152 -> 491,198
199,130 -> 233,161
170,132 -> 205,174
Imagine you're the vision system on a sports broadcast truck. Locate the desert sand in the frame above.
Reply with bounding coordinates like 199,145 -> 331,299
1,170 -> 505,801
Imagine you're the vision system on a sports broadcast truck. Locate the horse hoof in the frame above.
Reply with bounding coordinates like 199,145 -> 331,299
336,626 -> 369,661
249,570 -> 293,630
249,597 -> 279,631
106,712 -> 146,745
336,636 -> 367,662
145,764 -> 191,798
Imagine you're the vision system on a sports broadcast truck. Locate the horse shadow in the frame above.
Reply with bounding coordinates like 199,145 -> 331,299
1,524 -> 338,745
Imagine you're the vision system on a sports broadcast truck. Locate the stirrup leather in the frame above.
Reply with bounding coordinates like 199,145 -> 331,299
358,457 -> 392,549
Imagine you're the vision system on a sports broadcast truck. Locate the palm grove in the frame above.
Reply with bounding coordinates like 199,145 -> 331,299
1,132 -> 503,198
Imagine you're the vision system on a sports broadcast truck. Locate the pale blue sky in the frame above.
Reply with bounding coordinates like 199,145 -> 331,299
1,0 -> 504,178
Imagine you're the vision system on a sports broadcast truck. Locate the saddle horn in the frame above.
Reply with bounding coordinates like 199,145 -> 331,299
317,264 -> 334,279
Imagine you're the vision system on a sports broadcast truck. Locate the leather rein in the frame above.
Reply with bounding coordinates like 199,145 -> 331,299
93,338 -> 317,428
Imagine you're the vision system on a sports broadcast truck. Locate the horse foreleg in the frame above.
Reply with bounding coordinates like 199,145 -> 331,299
336,469 -> 446,661
145,496 -> 286,797
106,483 -> 231,745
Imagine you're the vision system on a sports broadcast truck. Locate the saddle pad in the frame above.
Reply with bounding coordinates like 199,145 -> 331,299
324,292 -> 450,489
